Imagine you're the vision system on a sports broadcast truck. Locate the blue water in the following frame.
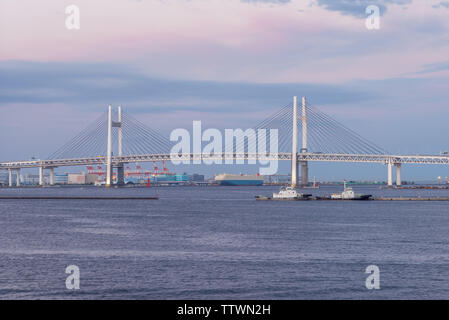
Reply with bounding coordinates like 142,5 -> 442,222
1,185 -> 449,299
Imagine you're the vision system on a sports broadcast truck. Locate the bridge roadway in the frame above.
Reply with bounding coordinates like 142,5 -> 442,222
2,152 -> 449,169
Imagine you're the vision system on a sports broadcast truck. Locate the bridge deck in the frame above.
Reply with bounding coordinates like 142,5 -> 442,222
2,153 -> 449,169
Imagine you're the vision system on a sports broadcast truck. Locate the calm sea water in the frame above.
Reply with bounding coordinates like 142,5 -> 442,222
1,185 -> 449,300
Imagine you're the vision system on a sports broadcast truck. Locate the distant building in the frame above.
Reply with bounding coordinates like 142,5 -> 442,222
0,172 -> 8,186
264,174 -> 291,184
23,174 -> 47,185
68,173 -> 86,184
189,174 -> 205,182
86,173 -> 101,184
0,172 -> 20,186
0,172 -> 8,184
54,174 -> 68,184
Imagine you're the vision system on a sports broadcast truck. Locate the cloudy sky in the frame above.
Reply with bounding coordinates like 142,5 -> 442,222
1,0 -> 449,180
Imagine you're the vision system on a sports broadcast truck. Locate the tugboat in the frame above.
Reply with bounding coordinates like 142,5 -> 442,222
256,186 -> 312,201
329,181 -> 372,200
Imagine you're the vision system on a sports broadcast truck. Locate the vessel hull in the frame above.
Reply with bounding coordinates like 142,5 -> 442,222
219,180 -> 264,186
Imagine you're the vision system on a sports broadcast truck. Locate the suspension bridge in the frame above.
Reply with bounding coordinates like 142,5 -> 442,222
1,96 -> 448,187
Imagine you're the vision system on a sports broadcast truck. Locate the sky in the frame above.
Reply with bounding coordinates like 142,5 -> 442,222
1,0 -> 449,180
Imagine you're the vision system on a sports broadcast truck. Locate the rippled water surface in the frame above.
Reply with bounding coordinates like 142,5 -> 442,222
1,185 -> 449,299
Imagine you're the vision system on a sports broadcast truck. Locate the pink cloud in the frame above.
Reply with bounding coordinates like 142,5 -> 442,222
0,0 -> 448,83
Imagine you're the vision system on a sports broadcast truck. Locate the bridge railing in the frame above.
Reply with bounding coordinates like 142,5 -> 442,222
3,152 -> 449,170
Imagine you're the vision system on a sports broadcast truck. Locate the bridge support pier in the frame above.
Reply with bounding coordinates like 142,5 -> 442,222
395,163 -> 402,186
16,169 -> 20,186
300,161 -> 308,187
387,162 -> 393,187
49,168 -> 55,186
117,164 -> 125,186
8,169 -> 13,187
291,159 -> 298,187
39,167 -> 44,186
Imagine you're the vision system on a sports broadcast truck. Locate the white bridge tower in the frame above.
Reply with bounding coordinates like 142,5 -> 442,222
291,96 -> 309,188
106,105 -> 124,187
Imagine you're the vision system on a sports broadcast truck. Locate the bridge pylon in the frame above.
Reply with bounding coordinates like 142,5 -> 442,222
292,96 -> 309,188
291,96 -> 298,187
300,96 -> 309,187
106,105 -> 125,187
115,106 -> 125,186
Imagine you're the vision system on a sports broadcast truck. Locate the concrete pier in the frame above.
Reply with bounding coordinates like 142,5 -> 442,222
116,164 -> 125,186
16,169 -> 20,186
8,168 -> 12,187
387,162 -> 393,187
374,197 -> 449,201
395,163 -> 402,186
300,161 -> 308,187
39,167 -> 44,186
0,196 -> 158,200
49,167 -> 55,186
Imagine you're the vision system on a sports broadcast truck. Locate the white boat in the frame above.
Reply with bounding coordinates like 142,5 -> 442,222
331,181 -> 371,200
272,186 -> 311,200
